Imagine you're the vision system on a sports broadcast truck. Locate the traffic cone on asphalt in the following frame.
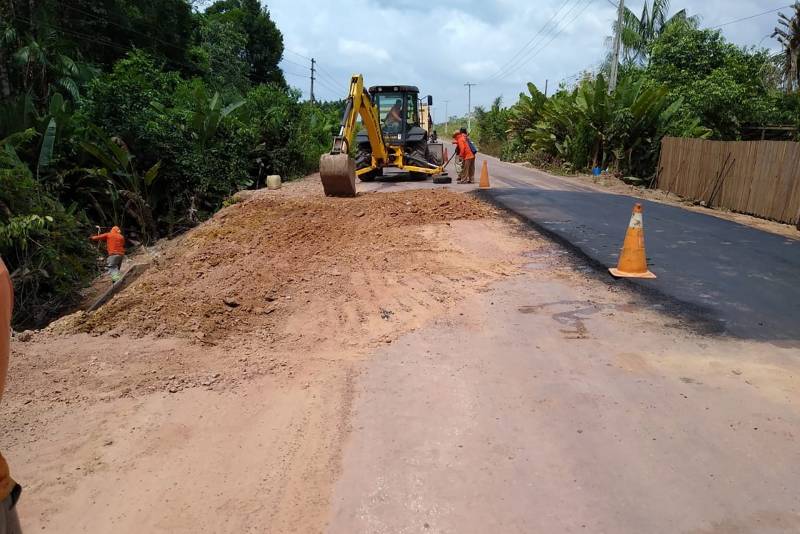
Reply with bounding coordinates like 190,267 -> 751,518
479,160 -> 490,189
609,203 -> 656,279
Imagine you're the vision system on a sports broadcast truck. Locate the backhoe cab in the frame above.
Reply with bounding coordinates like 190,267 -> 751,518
319,75 -> 446,197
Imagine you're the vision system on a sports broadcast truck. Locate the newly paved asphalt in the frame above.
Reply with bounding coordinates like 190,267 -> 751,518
478,155 -> 800,344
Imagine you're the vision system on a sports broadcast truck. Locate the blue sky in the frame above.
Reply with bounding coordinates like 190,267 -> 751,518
266,0 -> 792,118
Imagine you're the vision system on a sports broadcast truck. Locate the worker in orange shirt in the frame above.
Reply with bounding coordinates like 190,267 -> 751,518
1,257 -> 23,534
454,128 -> 475,183
90,226 -> 126,283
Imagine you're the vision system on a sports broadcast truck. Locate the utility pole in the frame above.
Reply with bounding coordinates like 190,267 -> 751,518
544,79 -> 549,97
443,100 -> 450,134
464,82 -> 476,132
609,0 -> 625,93
310,58 -> 316,104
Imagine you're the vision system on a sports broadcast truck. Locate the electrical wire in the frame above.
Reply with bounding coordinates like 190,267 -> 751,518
59,3 -> 191,56
488,0 -> 595,84
483,0 -> 575,83
280,57 -> 309,69
711,5 -> 793,29
11,15 -> 342,90
316,71 -> 347,94
316,64 -> 347,87
523,0 -> 597,67
315,77 -> 345,96
285,48 -> 312,61
19,7 -> 346,92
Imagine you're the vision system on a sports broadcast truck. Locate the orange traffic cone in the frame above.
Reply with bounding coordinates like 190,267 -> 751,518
479,160 -> 490,189
609,203 -> 656,279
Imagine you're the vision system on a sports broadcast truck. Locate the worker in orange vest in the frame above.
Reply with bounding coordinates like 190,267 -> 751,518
0,257 -> 22,533
454,128 -> 476,183
90,226 -> 126,282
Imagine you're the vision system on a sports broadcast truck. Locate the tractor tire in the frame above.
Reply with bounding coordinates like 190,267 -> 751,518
358,168 -> 382,182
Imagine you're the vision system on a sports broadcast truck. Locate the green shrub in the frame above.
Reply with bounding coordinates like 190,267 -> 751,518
81,52 -> 254,235
1,131 -> 96,327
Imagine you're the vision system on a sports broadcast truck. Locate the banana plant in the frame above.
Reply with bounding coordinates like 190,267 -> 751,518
192,87 -> 246,148
81,127 -> 162,242
152,86 -> 245,149
507,83 -> 548,140
12,28 -> 97,103
527,73 -> 709,176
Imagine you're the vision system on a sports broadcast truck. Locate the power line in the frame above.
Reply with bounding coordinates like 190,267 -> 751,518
60,1 -> 346,89
315,69 -> 345,90
59,3 -> 193,56
11,14 -> 199,72
285,69 -> 340,97
281,56 -> 347,94
711,5 -> 793,29
285,48 -> 312,61
280,57 -> 308,69
12,15 -> 294,88
315,75 -> 339,90
283,68 -> 309,78
487,0 -> 594,83
491,0 -> 595,84
40,3 -> 346,92
315,64 -> 347,92
483,0 -> 575,82
485,0 -> 575,81
315,78 -> 344,96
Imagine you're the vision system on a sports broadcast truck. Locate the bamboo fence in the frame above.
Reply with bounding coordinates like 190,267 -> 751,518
656,137 -> 800,225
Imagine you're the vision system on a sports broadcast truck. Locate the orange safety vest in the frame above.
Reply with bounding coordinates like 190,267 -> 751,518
456,134 -> 475,160
91,228 -> 126,256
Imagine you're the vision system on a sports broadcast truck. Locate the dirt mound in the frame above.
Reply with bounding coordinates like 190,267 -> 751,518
78,188 -> 494,342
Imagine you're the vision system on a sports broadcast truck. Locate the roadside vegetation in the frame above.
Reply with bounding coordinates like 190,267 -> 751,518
471,2 -> 800,179
0,0 -> 342,327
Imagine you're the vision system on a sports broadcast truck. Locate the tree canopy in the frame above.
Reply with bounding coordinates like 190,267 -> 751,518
204,0 -> 286,86
0,0 -> 340,327
477,13 -> 798,182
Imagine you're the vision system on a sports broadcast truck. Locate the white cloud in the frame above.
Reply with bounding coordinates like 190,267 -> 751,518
461,61 -> 497,78
337,39 -> 390,63
266,0 -> 792,115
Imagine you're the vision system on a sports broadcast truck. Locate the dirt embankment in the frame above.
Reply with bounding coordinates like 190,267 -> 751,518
77,188 -> 494,342
8,182 -> 515,411
3,176 -> 541,533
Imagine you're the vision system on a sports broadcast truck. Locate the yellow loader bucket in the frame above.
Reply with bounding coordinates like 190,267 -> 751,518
319,154 -> 357,197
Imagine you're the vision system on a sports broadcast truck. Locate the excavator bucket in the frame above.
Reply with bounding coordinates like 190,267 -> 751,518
319,154 -> 357,197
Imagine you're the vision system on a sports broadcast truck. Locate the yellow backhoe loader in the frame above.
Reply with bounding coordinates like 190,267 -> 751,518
319,75 -> 447,197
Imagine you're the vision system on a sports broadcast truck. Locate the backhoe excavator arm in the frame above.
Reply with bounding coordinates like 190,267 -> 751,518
330,75 -> 388,164
320,75 -> 387,197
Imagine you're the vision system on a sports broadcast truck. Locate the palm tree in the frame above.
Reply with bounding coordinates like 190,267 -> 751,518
772,2 -> 800,93
13,28 -> 89,103
620,0 -> 699,64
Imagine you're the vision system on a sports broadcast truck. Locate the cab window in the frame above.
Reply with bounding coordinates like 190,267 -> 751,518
376,93 -> 404,123
405,94 -> 418,125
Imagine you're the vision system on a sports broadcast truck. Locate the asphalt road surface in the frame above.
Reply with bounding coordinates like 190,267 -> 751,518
478,156 -> 800,345
328,274 -> 800,533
